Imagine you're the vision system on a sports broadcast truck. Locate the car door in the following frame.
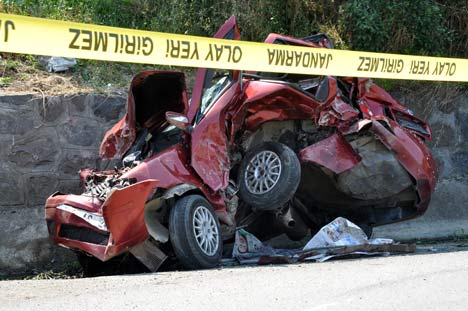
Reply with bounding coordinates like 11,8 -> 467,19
189,16 -> 241,192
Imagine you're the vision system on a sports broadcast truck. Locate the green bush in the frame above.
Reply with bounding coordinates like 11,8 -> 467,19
0,0 -> 466,90
1,0 -> 461,56
338,0 -> 453,56
0,0 -> 92,21
0,0 -> 338,40
439,0 -> 468,57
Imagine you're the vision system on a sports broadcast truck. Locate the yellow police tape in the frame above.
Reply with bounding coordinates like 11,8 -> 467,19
0,13 -> 467,82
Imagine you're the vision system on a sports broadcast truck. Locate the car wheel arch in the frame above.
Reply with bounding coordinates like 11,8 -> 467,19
144,184 -> 204,243
241,120 -> 298,151
162,184 -> 200,200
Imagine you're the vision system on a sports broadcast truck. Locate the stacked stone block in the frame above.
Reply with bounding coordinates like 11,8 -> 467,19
0,94 -> 125,274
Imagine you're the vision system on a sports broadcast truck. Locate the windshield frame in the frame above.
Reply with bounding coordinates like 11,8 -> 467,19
194,72 -> 233,124
186,16 -> 240,123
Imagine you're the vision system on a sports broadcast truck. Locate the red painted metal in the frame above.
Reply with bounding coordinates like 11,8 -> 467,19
46,194 -> 102,213
371,118 -> 438,214
191,83 -> 241,191
45,180 -> 159,260
121,145 -> 194,187
299,133 -> 361,174
100,71 -> 189,159
99,114 -> 135,159
318,95 -> 360,130
119,144 -> 225,211
264,33 -> 334,48
230,80 -> 318,134
187,16 -> 240,123
102,180 -> 158,258
185,16 -> 241,191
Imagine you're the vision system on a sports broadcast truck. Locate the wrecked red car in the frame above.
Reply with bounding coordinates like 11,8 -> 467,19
45,17 -> 437,272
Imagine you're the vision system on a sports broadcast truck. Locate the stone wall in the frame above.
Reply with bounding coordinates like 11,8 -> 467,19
0,93 -> 126,276
375,88 -> 468,240
0,88 -> 467,275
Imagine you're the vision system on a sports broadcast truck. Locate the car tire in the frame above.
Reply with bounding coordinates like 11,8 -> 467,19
169,195 -> 223,270
238,142 -> 301,211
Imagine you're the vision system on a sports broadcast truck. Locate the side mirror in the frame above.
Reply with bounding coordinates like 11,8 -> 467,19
165,111 -> 191,132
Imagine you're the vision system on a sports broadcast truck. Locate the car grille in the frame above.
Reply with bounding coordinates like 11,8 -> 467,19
59,224 -> 109,245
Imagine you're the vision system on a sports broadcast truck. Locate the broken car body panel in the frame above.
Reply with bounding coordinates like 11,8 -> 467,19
191,83 -> 241,191
371,118 -> 437,213
299,133 -> 361,174
189,16 -> 241,192
46,180 -> 158,261
100,71 -> 189,159
102,180 -> 158,258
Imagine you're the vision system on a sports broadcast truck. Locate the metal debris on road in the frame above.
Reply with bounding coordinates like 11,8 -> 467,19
231,217 -> 415,265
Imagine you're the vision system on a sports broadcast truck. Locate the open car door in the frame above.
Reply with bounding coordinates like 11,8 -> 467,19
188,16 -> 241,191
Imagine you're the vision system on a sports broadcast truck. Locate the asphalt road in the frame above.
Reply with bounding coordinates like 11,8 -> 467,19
1,250 -> 468,311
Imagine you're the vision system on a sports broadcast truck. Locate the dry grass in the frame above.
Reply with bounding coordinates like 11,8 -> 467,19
22,269 -> 83,280
0,54 -> 95,96
5,73 -> 94,96
1,262 -> 84,281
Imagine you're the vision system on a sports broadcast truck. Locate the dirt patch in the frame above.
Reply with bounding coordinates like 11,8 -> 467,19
0,54 -> 127,97
0,55 -> 93,96
3,73 -> 94,96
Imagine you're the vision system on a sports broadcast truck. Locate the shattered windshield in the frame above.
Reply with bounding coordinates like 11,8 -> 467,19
196,71 -> 232,122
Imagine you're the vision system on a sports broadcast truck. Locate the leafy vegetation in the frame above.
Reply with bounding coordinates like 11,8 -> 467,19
0,0 -> 466,92
339,0 -> 452,56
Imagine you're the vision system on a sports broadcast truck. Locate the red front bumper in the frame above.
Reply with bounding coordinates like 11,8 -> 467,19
45,180 -> 159,261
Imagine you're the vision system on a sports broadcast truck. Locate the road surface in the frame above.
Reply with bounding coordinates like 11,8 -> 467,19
1,250 -> 467,311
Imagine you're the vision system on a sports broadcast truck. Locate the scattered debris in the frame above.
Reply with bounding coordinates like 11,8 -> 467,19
38,56 -> 77,72
232,217 -> 416,265
232,229 -> 298,265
